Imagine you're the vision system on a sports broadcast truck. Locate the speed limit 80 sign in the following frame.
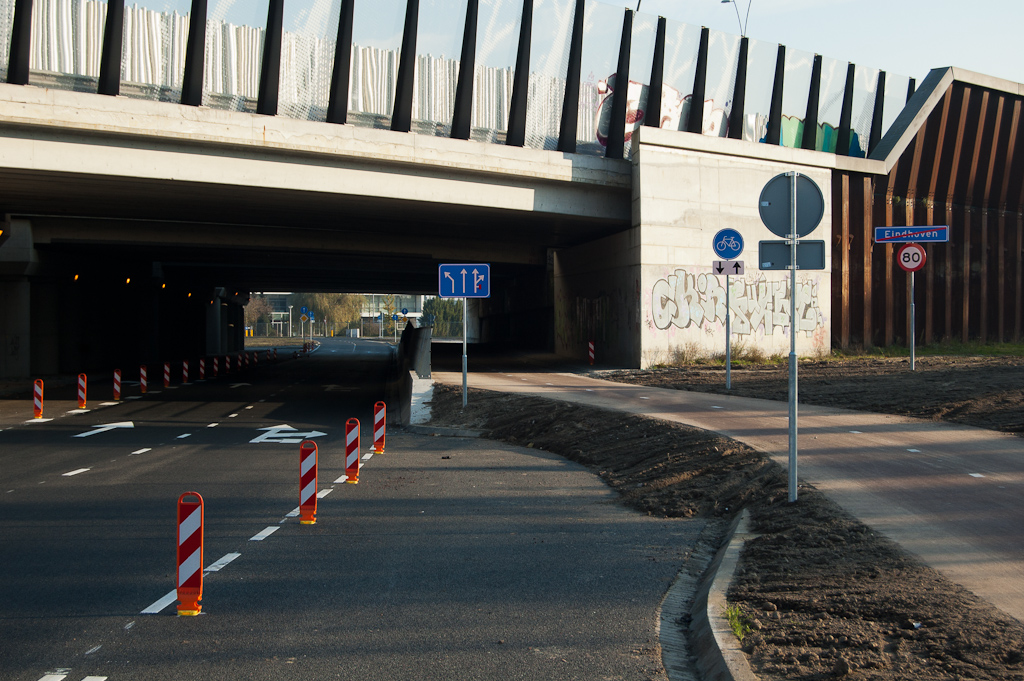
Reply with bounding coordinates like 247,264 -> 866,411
897,243 -> 927,272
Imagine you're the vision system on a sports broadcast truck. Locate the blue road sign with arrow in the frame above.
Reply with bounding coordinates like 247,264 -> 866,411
438,264 -> 490,298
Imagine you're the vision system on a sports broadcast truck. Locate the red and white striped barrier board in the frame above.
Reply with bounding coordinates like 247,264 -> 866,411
238,353 -> 243,371
140,365 -> 148,394
373,401 -> 386,454
77,373 -> 87,409
345,418 -> 360,484
182,360 -> 189,385
299,441 -> 318,525
266,350 -> 271,362
274,348 -> 278,360
225,355 -> 231,374
588,340 -> 595,365
163,362 -> 171,388
33,379 -> 43,418
253,351 -> 258,366
199,358 -> 206,380
244,352 -> 249,369
176,491 -> 204,616
212,356 -> 219,378
113,369 -> 121,401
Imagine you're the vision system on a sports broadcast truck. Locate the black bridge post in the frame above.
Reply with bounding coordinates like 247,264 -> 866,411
391,0 -> 419,132
98,0 -> 125,95
327,0 -> 355,124
256,0 -> 284,116
181,0 -> 208,106
451,0 -> 479,139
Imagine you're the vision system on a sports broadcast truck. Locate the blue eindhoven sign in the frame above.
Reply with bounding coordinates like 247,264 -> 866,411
874,226 -> 949,243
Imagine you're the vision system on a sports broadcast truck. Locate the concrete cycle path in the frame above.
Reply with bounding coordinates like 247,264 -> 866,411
435,369 -> 1024,624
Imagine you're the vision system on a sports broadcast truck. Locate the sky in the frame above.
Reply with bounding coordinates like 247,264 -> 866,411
154,0 -> 1022,85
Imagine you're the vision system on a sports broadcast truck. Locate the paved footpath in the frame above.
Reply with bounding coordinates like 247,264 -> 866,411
435,369 -> 1024,624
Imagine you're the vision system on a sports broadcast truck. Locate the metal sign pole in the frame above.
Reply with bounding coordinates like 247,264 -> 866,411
726,274 -> 731,389
910,271 -> 916,371
788,172 -> 799,503
462,297 -> 468,408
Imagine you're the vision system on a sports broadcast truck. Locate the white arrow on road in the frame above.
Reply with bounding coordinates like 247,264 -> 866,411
250,424 -> 327,444
74,421 -> 135,438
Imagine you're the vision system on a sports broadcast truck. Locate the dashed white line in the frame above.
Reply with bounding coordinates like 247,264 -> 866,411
141,590 -> 177,614
66,409 -> 90,415
849,430 -> 863,434
205,553 -> 241,572
286,507 -> 300,517
82,676 -> 108,681
639,396 -> 650,400
99,402 -> 118,406
62,468 -> 90,477
245,406 -> 254,410
333,474 -> 348,484
228,414 -> 238,418
177,433 -> 191,439
250,527 -> 279,541
131,448 -> 152,455
85,645 -> 102,655
969,473 -> 986,478
317,488 -> 333,499
207,423 -> 219,428
711,406 -> 724,409
907,449 -> 921,453
125,395 -> 142,400
24,418 -> 54,424
361,451 -> 374,461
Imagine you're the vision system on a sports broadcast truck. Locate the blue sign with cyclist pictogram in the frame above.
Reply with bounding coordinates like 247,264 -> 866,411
713,228 -> 744,260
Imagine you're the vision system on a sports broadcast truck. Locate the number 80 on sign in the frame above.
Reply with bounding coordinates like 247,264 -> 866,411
897,243 -> 926,273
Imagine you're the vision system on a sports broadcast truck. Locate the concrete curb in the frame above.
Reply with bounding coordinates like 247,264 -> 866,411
689,509 -> 760,681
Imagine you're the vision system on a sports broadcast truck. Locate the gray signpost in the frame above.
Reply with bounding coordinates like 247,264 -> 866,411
712,229 -> 745,390
758,172 -> 825,503
439,263 -> 491,407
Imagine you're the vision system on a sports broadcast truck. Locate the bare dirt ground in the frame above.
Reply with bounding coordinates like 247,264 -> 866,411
428,355 -> 1024,680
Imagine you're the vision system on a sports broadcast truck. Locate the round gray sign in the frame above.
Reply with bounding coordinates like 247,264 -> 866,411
758,173 -> 824,238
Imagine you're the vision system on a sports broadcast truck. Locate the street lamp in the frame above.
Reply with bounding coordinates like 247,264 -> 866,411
721,0 -> 751,36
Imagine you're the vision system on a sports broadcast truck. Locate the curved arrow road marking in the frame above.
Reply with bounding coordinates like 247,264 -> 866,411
73,422 -> 134,438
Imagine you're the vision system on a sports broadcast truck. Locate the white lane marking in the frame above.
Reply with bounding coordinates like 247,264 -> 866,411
711,406 -> 724,409
207,423 -> 218,428
131,448 -> 151,455
970,473 -> 986,478
85,645 -> 102,655
126,395 -> 142,400
205,552 -> 241,572
258,399 -> 266,403
639,396 -> 650,400
228,414 -> 238,418
245,406 -> 254,410
38,675 -> 68,681
66,409 -> 91,414
147,391 -> 163,394
141,590 -> 177,614
124,621 -> 135,630
62,468 -> 90,477
521,378 -> 528,381
177,433 -> 191,439
585,389 -> 594,392
545,383 -> 553,386
83,677 -> 108,681
849,430 -> 862,434
99,402 -> 118,406
317,488 -> 333,499
74,422 -> 134,438
333,474 -> 348,484
361,451 -> 374,461
250,526 -> 279,541
286,507 -> 300,517
24,418 -> 54,424
907,449 -> 921,453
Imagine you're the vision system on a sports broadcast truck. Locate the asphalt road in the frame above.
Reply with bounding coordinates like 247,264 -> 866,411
1,338 -> 699,681
439,367 -> 1024,625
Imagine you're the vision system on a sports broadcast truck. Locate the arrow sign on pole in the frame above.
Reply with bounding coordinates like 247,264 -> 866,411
74,421 -> 135,438
250,425 -> 327,444
712,260 -> 745,276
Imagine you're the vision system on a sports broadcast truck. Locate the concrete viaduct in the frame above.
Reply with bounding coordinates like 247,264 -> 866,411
0,0 -> 1021,379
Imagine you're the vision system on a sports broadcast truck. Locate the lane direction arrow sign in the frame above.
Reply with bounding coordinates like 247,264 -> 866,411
74,421 -> 135,438
250,425 -> 327,444
712,260 -> 745,276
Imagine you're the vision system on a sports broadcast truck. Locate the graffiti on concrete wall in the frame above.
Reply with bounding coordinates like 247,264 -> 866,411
650,269 -> 825,336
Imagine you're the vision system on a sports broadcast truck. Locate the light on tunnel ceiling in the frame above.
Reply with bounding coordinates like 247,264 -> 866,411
74,274 -> 79,281
161,283 -> 166,289
126,277 -> 131,284
188,292 -> 192,298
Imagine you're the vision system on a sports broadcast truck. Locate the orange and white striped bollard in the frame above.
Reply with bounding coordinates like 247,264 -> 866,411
182,360 -> 189,385
140,365 -> 148,394
299,441 -> 318,525
77,373 -> 87,409
588,340 -> 595,366
237,353 -> 243,371
373,401 -> 386,454
274,348 -> 278,360
32,379 -> 43,418
176,492 -> 204,616
244,352 -> 249,369
113,369 -> 121,401
163,362 -> 171,388
199,358 -> 205,381
345,418 -> 360,484
212,356 -> 218,377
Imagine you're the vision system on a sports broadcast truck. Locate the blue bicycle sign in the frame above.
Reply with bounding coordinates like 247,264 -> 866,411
713,228 -> 744,260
